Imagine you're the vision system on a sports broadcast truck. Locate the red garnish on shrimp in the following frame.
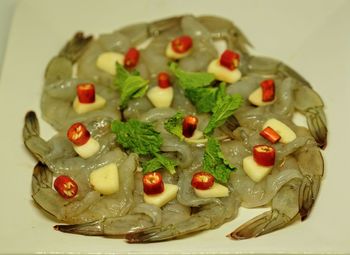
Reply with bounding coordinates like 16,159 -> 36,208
157,72 -> 171,88
253,145 -> 275,166
171,35 -> 193,53
191,172 -> 214,190
124,47 -> 140,68
77,83 -> 95,103
54,175 -> 78,199
219,50 -> 240,70
143,172 -> 164,195
260,79 -> 275,102
260,127 -> 281,144
182,115 -> 198,138
67,122 -> 91,146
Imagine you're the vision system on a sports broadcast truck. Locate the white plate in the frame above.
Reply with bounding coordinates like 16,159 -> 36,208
1,0 -> 350,254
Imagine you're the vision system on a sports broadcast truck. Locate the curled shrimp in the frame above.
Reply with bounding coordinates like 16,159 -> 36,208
126,187 -> 240,242
228,142 -> 323,239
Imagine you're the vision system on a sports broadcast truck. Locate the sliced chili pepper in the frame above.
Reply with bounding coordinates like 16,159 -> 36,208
253,145 -> 275,166
219,50 -> 240,70
157,72 -> 171,88
77,83 -> 95,103
54,175 -> 78,199
260,79 -> 275,102
124,47 -> 140,68
143,172 -> 164,195
171,35 -> 193,53
67,122 -> 91,146
191,172 -> 214,190
260,126 -> 281,144
182,115 -> 198,138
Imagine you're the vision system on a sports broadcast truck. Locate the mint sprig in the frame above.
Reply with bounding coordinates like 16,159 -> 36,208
111,119 -> 177,174
169,62 -> 215,89
164,112 -> 185,140
203,137 -> 236,183
204,84 -> 243,134
114,63 -> 149,108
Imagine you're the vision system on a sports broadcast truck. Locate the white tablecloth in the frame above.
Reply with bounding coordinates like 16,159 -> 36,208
0,0 -> 19,78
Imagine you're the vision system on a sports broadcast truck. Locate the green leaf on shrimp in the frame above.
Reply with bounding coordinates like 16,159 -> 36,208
111,119 -> 161,155
204,84 -> 243,135
203,137 -> 236,184
114,63 -> 149,108
143,152 -> 177,175
185,87 -> 218,113
111,119 -> 177,174
164,112 -> 185,140
169,62 -> 215,89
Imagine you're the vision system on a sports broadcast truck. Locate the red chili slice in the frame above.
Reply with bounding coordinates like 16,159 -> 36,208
171,35 -> 193,53
191,172 -> 214,190
260,79 -> 275,102
67,122 -> 91,146
253,145 -> 275,166
182,115 -> 198,138
54,175 -> 78,199
143,172 -> 164,195
157,72 -> 171,88
219,50 -> 240,70
124,47 -> 140,68
260,126 -> 281,144
77,83 -> 95,103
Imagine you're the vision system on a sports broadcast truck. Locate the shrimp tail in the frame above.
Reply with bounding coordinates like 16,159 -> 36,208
54,220 -> 104,236
23,111 -> 51,162
305,107 -> 327,149
227,209 -> 292,240
58,32 -> 93,63
299,175 -> 321,221
126,216 -> 210,243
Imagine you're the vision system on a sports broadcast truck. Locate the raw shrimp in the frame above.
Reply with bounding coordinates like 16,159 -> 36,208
126,186 -> 240,242
240,55 -> 328,147
23,111 -> 122,174
23,15 -> 327,243
31,152 -> 139,224
228,144 -> 323,239
42,33 -> 121,131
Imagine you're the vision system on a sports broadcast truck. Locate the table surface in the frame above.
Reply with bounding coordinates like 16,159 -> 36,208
0,0 -> 19,79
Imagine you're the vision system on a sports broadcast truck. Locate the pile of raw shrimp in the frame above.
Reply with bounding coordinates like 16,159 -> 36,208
23,15 -> 326,242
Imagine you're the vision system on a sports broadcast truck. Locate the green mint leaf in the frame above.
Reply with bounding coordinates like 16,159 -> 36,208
142,153 -> 177,175
164,112 -> 184,139
185,87 -> 218,113
203,137 -> 236,183
115,63 -> 130,88
111,120 -> 162,155
169,62 -> 215,89
154,152 -> 177,175
114,63 -> 149,108
142,158 -> 163,173
204,84 -> 243,134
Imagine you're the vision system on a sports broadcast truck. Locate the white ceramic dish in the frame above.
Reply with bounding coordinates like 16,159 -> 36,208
1,0 -> 350,254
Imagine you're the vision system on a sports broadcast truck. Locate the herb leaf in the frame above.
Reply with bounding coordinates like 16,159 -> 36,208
111,119 -> 162,155
164,112 -> 184,139
142,153 -> 177,174
114,63 -> 149,108
185,87 -> 218,113
111,119 -> 177,174
204,84 -> 243,134
203,137 -> 236,183
169,62 -> 215,90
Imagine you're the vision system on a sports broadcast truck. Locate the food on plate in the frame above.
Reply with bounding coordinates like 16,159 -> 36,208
23,15 -> 327,242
